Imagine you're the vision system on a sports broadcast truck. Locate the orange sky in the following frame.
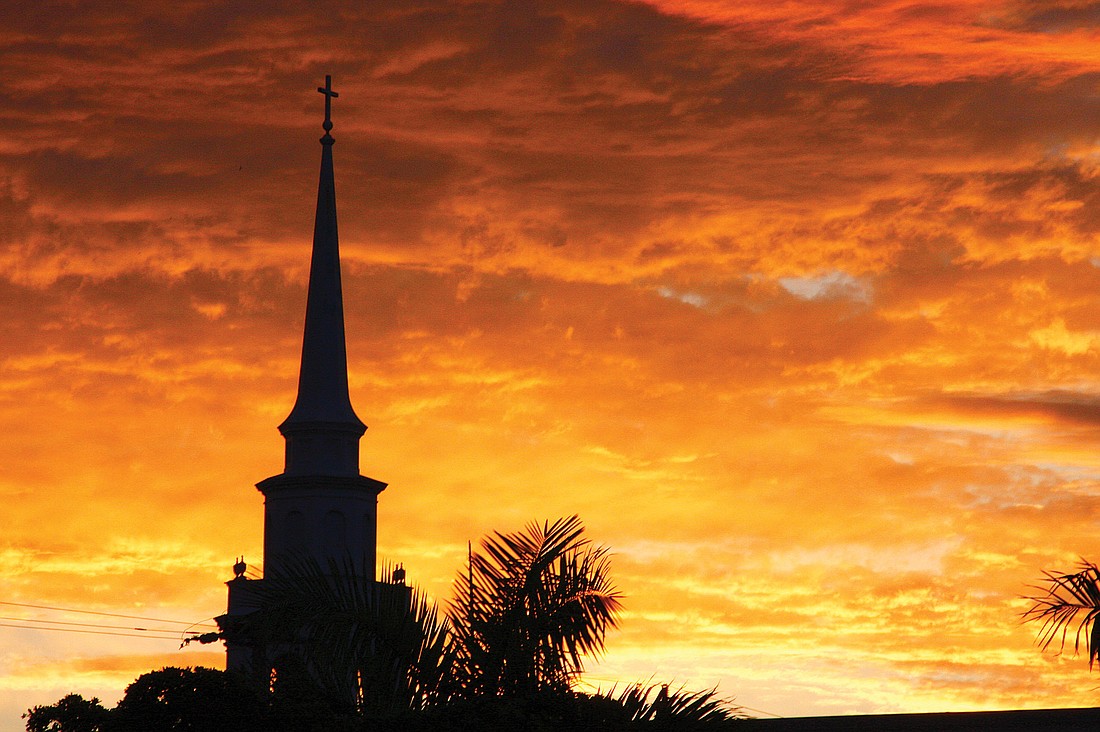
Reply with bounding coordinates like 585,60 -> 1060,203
4,0 -> 1100,726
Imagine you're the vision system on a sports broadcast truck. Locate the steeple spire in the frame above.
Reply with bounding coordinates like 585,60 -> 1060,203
220,78 -> 388,674
279,75 -> 365,475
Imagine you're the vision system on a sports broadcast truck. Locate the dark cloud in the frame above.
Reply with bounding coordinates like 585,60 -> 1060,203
7,0 -> 1100,287
935,390 -> 1100,427
989,1 -> 1100,32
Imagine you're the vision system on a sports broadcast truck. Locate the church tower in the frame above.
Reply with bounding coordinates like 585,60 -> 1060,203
221,77 -> 387,671
255,75 -> 387,582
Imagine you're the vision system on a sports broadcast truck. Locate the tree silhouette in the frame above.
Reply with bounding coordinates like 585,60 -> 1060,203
242,516 -> 622,705
27,517 -> 745,730
1024,559 -> 1100,667
447,514 -> 623,698
112,666 -> 264,732
23,694 -> 111,732
235,556 -> 454,717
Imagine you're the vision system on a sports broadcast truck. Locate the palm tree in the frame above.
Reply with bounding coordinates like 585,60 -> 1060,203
217,517 -> 623,711
447,515 -> 623,698
237,555 -> 455,716
1023,559 -> 1100,668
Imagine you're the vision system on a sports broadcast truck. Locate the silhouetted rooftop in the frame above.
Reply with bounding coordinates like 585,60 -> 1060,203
742,706 -> 1100,731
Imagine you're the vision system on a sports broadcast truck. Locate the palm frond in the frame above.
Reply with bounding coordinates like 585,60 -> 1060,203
447,515 -> 623,698
1023,559 -> 1100,668
239,553 -> 456,712
598,682 -> 746,723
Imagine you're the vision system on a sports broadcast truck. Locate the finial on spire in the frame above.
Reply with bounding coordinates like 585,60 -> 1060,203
318,74 -> 339,140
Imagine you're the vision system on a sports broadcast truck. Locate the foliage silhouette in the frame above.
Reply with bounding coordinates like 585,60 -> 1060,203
1023,559 -> 1100,668
264,654 -> 360,731
26,518 -> 744,730
112,666 -> 265,732
23,693 -> 111,732
597,683 -> 745,727
399,685 -> 743,730
232,555 -> 454,716
447,514 -> 623,698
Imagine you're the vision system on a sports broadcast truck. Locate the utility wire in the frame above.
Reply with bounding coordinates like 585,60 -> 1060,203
0,615 -> 195,634
0,601 -> 218,628
0,622 -> 185,641
738,704 -> 784,719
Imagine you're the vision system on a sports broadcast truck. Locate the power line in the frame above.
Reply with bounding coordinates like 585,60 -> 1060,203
0,615 -> 196,634
0,601 -> 218,628
738,704 -> 784,719
0,622 -> 186,641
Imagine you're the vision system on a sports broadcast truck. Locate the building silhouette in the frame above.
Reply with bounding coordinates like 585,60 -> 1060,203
217,76 -> 390,674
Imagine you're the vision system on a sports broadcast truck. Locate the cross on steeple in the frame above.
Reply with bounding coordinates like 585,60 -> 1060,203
318,74 -> 338,134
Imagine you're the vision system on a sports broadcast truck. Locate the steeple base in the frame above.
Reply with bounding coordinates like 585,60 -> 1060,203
257,473 -> 387,581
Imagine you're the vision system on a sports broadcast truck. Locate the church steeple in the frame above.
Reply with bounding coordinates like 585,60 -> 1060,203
279,75 -> 366,477
254,75 -> 387,582
220,76 -> 389,674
